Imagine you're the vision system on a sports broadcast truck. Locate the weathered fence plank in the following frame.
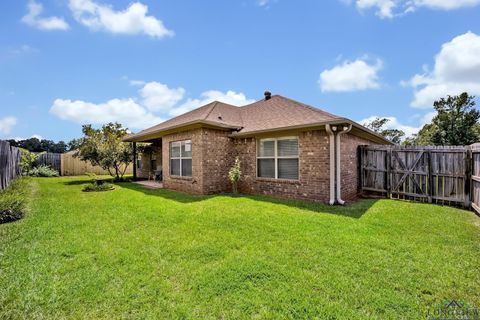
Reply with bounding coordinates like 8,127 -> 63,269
360,145 -> 471,208
36,153 -> 61,173
0,140 -> 21,190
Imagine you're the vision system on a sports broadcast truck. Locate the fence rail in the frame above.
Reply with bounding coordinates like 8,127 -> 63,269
360,145 -> 473,208
0,140 -> 21,190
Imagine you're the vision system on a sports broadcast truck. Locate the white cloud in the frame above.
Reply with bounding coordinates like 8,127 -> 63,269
50,81 -> 254,130
0,117 -> 17,135
347,0 -> 480,18
21,0 -> 70,31
170,90 -> 255,116
68,0 -> 173,39
129,80 -> 146,86
405,31 -> 480,108
319,58 -> 382,92
360,112 -> 435,137
50,98 -> 163,129
139,82 -> 186,112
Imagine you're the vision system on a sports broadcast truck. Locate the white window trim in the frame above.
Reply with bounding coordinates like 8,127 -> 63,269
256,136 -> 299,180
170,140 -> 192,177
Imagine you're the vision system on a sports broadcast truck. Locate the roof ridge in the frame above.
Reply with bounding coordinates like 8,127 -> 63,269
204,101 -> 219,120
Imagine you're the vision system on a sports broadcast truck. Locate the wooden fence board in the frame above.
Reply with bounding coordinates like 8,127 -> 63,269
60,153 -> 133,176
0,140 -> 21,190
36,153 -> 61,173
360,145 -> 471,208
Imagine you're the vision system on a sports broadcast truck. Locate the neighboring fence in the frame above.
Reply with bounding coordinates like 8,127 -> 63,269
36,153 -> 61,173
60,153 -> 133,176
0,140 -> 21,190
359,145 -> 471,208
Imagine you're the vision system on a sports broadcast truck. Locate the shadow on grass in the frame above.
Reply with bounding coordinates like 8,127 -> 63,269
117,182 -> 377,219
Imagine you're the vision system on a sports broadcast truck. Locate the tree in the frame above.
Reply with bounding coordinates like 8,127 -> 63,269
429,93 -> 480,145
77,123 -> 133,180
363,117 -> 405,144
7,138 -> 68,153
67,138 -> 85,151
228,157 -> 242,194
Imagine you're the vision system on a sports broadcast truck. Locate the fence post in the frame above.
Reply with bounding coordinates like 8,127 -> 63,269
386,148 -> 392,198
427,150 -> 433,203
358,145 -> 364,193
465,146 -> 472,208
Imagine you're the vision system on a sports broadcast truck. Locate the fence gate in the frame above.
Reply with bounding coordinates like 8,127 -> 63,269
360,145 -> 470,208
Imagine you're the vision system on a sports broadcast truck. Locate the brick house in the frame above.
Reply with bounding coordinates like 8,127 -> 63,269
124,92 -> 391,204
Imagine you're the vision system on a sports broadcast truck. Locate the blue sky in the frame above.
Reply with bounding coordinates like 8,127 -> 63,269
1,0 -> 479,142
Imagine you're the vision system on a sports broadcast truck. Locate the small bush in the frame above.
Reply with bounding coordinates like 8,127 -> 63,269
29,165 -> 59,177
0,178 -> 31,224
82,183 -> 115,192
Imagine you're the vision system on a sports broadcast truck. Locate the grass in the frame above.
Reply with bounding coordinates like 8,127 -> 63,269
0,176 -> 479,319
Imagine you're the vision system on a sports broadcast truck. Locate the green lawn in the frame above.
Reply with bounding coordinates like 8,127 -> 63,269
1,177 -> 479,319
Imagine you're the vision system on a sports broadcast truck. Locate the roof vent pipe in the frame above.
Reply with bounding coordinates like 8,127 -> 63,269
264,91 -> 272,100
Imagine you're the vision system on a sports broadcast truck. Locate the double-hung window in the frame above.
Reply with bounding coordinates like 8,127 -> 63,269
170,140 -> 192,177
257,137 -> 299,180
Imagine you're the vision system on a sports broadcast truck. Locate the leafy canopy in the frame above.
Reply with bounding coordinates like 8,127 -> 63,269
77,123 -> 133,179
413,92 -> 480,146
363,117 -> 405,144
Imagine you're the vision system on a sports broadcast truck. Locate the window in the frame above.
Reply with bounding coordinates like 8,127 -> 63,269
151,153 -> 157,171
136,154 -> 142,169
257,137 -> 299,180
170,140 -> 192,177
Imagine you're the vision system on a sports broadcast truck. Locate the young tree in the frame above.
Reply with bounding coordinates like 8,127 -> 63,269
228,157 -> 242,194
363,117 -> 405,144
77,123 -> 133,180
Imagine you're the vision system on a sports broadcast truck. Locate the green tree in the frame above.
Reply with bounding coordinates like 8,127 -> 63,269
429,92 -> 480,145
77,123 -> 133,180
363,117 -> 405,144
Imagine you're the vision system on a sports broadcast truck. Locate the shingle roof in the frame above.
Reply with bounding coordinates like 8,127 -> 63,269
238,95 -> 340,134
124,95 -> 389,143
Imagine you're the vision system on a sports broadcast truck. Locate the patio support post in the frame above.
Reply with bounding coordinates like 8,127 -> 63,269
132,142 -> 137,181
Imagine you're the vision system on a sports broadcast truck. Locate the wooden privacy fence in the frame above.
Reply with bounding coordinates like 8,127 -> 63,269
470,144 -> 480,214
359,145 -> 472,208
0,140 -> 21,190
60,153 -> 133,176
36,153 -> 61,173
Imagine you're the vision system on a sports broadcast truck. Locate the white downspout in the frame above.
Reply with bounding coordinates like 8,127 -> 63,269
325,124 -> 336,205
335,124 -> 353,205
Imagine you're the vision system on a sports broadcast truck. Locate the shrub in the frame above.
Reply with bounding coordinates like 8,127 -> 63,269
82,183 -> 115,192
0,178 -> 31,224
29,165 -> 59,177
228,157 -> 241,194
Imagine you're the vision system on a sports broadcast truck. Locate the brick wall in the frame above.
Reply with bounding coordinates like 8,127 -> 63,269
162,129 -> 204,194
159,127 -> 372,203
340,133 -> 370,200
233,130 -> 332,202
201,128 -> 235,194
